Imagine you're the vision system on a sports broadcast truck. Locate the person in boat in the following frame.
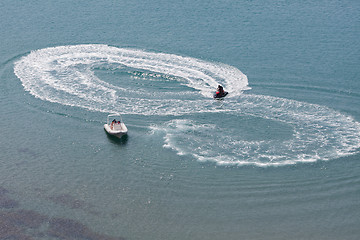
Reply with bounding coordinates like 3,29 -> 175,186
111,119 -> 116,129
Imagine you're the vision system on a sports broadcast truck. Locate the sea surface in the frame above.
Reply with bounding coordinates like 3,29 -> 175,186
1,0 -> 360,239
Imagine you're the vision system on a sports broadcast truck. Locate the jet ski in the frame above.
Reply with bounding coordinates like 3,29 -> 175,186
213,85 -> 228,99
213,91 -> 228,99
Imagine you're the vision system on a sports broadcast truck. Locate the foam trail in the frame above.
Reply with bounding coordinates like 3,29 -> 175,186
14,44 -> 360,166
151,96 -> 360,166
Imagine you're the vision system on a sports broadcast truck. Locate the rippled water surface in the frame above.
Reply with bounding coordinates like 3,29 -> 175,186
1,0 -> 359,239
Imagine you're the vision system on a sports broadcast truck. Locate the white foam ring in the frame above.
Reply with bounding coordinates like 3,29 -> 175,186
14,44 -> 360,167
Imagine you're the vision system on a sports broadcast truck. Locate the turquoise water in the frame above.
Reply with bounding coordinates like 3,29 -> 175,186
1,0 -> 360,239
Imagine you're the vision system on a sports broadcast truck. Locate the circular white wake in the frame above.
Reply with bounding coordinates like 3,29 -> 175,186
14,44 -> 360,166
14,44 -> 249,115
151,95 -> 360,166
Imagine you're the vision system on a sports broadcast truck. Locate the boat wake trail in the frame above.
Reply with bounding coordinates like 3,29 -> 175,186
14,44 -> 360,166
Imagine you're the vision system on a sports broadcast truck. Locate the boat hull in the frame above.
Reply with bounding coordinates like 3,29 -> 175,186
104,123 -> 128,138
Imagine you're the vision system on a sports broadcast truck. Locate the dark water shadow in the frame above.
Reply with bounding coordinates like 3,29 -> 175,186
105,131 -> 129,145
0,186 -> 125,240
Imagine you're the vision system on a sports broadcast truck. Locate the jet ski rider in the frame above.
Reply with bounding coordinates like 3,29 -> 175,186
216,85 -> 225,96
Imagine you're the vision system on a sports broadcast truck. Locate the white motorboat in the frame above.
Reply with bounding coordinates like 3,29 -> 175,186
104,114 -> 128,138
